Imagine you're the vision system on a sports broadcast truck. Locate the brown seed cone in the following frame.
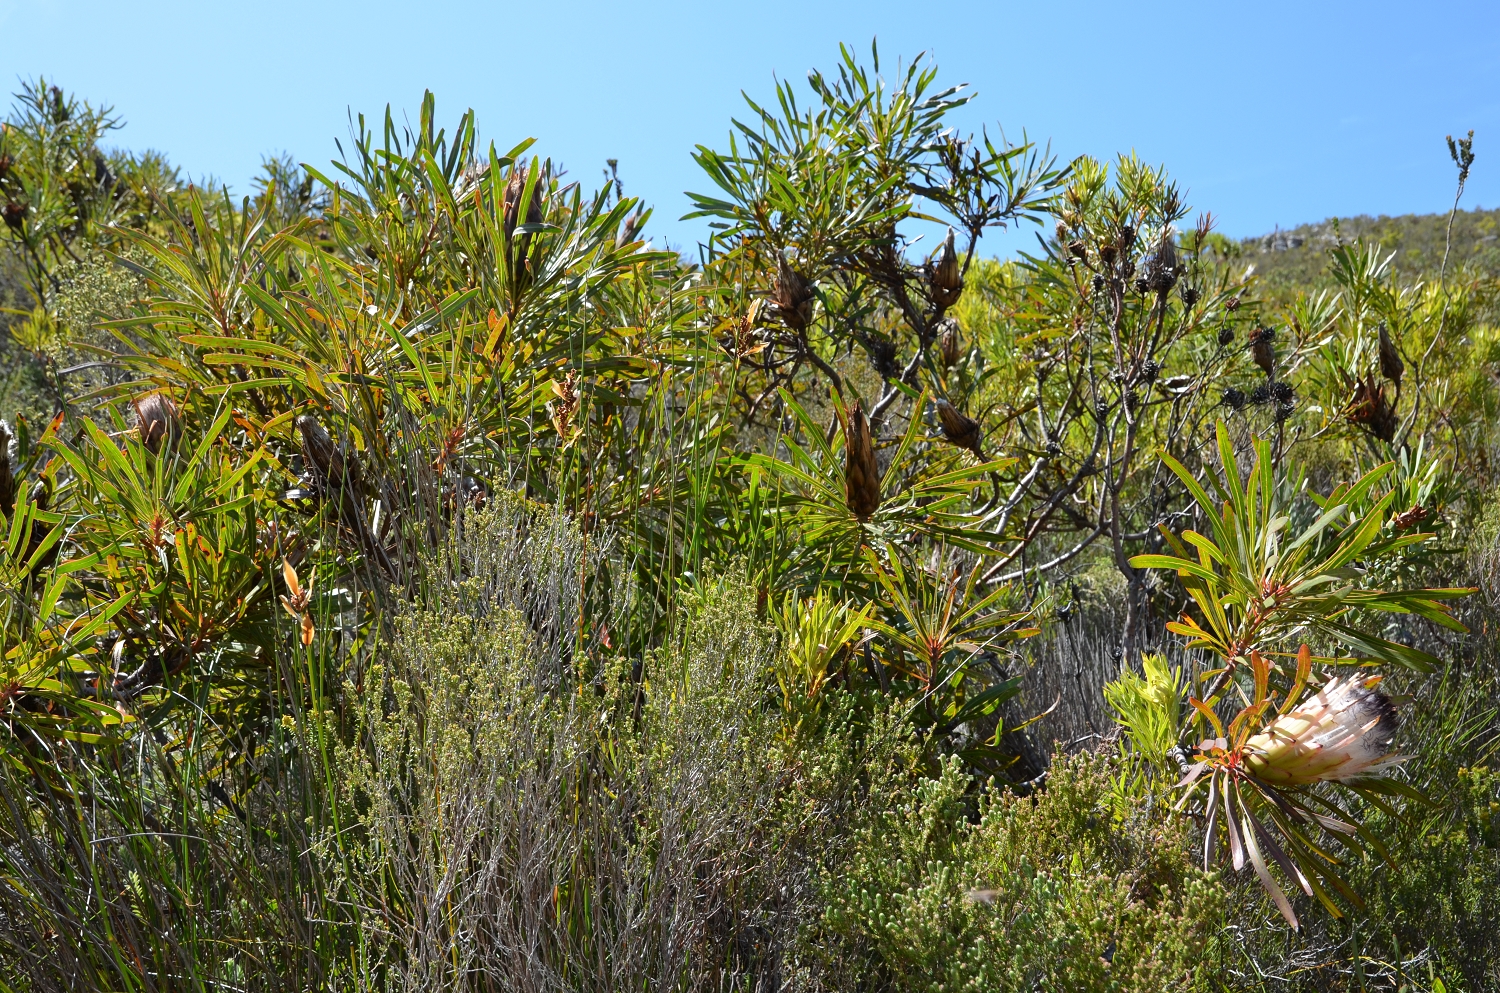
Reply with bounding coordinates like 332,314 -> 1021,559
1377,322 -> 1404,387
937,317 -> 962,368
132,392 -> 180,455
934,398 -> 984,459
502,169 -> 545,264
844,400 -> 881,521
0,421 -> 13,517
774,257 -> 815,331
1248,326 -> 1275,377
1347,375 -> 1397,443
931,228 -> 963,310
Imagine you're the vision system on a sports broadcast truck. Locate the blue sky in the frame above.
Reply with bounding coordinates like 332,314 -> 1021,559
2,0 -> 1497,255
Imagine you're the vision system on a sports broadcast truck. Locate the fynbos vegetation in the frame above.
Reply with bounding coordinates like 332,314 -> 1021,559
1,46 -> 1498,991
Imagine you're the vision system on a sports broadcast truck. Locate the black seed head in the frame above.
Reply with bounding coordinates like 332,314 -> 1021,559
1221,387 -> 1246,410
1217,326 -> 1235,347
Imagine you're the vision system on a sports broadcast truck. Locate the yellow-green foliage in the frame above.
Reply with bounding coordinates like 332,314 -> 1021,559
817,751 -> 1225,992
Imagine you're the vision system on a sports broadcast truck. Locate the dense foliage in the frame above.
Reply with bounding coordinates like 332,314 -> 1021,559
1,49 -> 1498,991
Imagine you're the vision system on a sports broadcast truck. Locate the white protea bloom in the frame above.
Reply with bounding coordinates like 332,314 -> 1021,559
1244,675 -> 1402,785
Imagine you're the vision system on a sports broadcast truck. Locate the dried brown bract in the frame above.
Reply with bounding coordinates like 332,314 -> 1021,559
773,256 -> 815,331
844,400 -> 881,521
937,317 -> 962,368
930,228 -> 963,310
1378,322 -> 1404,387
1347,375 -> 1397,443
1248,325 -> 1275,377
933,398 -> 983,459
132,392 -> 180,454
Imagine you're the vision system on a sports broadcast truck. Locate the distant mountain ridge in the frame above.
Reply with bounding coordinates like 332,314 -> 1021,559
1237,206 -> 1500,290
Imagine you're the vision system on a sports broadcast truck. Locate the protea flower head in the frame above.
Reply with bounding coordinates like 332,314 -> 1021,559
773,256 -> 815,331
930,228 -> 963,310
132,392 -> 180,454
933,398 -> 983,459
1377,321 -> 1404,387
937,316 -> 962,368
1244,675 -> 1401,785
844,400 -> 881,521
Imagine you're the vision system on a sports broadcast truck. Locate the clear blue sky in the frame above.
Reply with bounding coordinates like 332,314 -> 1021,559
2,0 -> 1497,255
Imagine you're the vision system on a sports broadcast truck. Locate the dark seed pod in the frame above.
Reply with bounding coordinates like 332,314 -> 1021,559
1092,273 -> 1105,292
773,256 -> 816,331
931,228 -> 964,310
1067,240 -> 1087,262
1225,296 -> 1242,312
1269,380 -> 1294,403
1248,325 -> 1275,376
1347,375 -> 1397,442
933,398 -> 984,459
868,336 -> 898,379
0,421 -> 13,516
1180,285 -> 1200,309
1217,326 -> 1235,347
1134,276 -> 1151,295
2,202 -> 25,231
132,392 -> 180,455
502,168 -> 545,267
1125,388 -> 1141,410
1119,224 -> 1136,250
1099,243 -> 1118,266
1249,383 -> 1272,406
844,400 -> 882,521
1377,321 -> 1404,387
937,317 -> 962,369
1094,399 -> 1111,419
1220,387 -> 1247,411
1140,360 -> 1161,384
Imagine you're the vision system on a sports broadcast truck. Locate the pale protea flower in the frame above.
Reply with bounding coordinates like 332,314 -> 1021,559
1243,675 -> 1401,786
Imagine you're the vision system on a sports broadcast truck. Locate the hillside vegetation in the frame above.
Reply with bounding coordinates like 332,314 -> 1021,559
0,53 -> 1498,992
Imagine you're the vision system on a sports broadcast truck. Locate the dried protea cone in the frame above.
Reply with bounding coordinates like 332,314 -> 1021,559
931,228 -> 963,310
617,208 -> 646,249
844,400 -> 881,521
1377,322 -> 1404,387
1245,675 -> 1401,785
1347,375 -> 1397,443
502,169 -> 545,262
295,413 -> 362,494
934,398 -> 983,459
1248,326 -> 1275,377
0,421 -> 13,517
774,257 -> 815,331
937,317 -> 962,368
132,392 -> 180,454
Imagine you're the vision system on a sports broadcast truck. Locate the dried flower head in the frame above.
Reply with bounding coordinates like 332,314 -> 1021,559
1346,374 -> 1397,442
132,392 -> 180,455
937,317 -> 962,369
1377,321 -> 1404,387
773,256 -> 816,331
933,398 -> 983,458
844,400 -> 881,521
1220,387 -> 1247,411
1248,325 -> 1275,377
930,228 -> 963,310
1217,326 -> 1235,347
